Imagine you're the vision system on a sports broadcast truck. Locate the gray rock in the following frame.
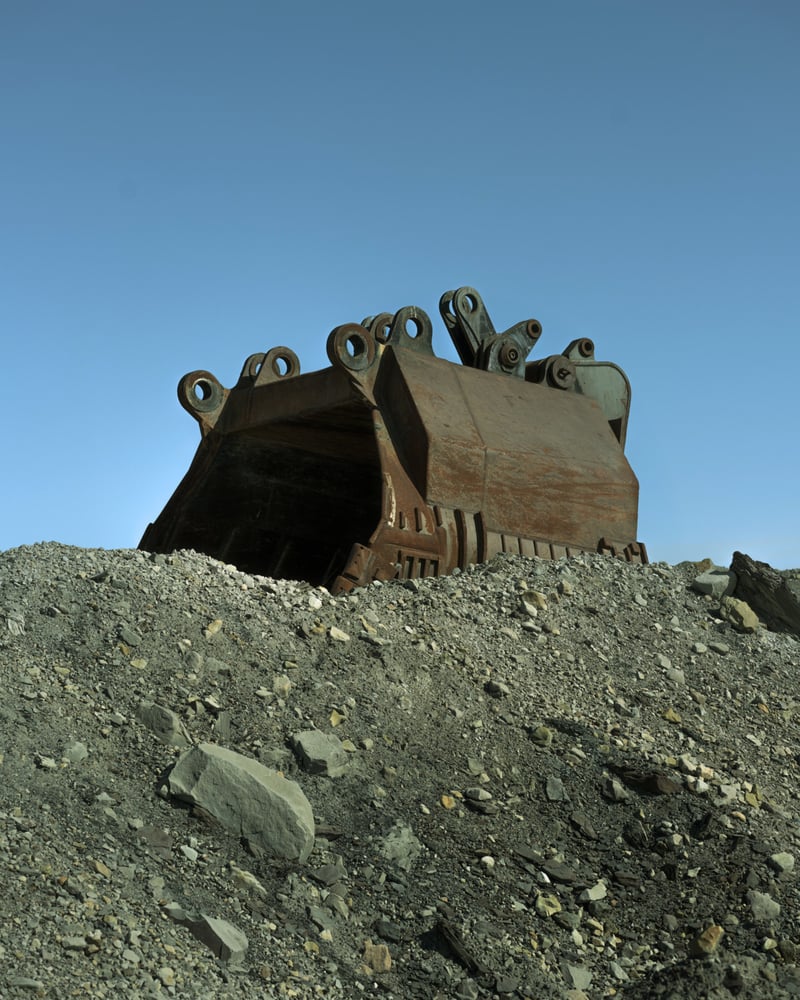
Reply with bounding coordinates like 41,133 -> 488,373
168,742 -> 315,862
379,821 -> 422,871
692,567 -> 737,599
5,609 -> 25,635
601,775 -> 630,802
136,701 -> 192,747
579,880 -> 607,903
455,979 -> 480,1000
769,852 -> 795,874
494,973 -> 520,994
63,740 -> 89,763
164,903 -> 248,964
308,904 -> 336,931
564,963 -> 592,990
188,914 -> 248,964
747,890 -> 781,922
291,729 -> 349,777
119,626 -> 142,646
546,775 -> 570,802
62,935 -> 88,950
7,977 -> 46,991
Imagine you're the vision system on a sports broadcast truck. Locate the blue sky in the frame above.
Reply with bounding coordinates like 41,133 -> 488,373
2,1 -> 798,568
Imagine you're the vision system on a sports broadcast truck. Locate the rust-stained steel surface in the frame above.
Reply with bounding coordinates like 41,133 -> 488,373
140,287 -> 646,592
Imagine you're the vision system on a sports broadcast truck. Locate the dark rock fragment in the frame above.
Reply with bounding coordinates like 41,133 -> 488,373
731,550 -> 800,634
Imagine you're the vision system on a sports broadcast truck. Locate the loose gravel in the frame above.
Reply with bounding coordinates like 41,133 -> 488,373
1,543 -> 799,999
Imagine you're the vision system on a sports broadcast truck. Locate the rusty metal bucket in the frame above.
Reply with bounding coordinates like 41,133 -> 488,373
140,287 -> 646,592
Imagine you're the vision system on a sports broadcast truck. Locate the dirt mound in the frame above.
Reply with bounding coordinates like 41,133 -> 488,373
1,544 -> 798,998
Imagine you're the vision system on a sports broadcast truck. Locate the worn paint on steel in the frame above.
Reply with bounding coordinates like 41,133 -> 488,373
140,287 -> 647,592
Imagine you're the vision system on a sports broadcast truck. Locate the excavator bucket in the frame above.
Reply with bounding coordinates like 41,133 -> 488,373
140,287 -> 646,593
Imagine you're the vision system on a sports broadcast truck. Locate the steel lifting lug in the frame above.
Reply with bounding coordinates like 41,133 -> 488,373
439,286 -> 541,377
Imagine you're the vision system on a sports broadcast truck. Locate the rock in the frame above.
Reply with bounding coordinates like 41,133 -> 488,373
769,852 -> 795,874
203,618 -> 223,638
273,674 -> 293,697
691,567 -> 737,599
731,551 -> 800,634
601,775 -> 630,802
535,893 -> 562,916
138,825 -> 173,857
530,724 -> 554,747
570,811 -> 599,840
136,701 -> 192,747
7,978 -> 46,991
310,857 -> 348,886
119,625 -> 142,646
189,914 -> 248,964
718,596 -> 760,633
291,729 -> 349,777
495,973 -> 520,993
485,679 -> 510,697
164,903 -> 249,963
362,938 -> 392,973
308,905 -> 335,932
564,963 -> 592,990
690,924 -> 724,957
579,881 -> 607,903
546,775 -> 570,801
378,822 -> 421,871
719,597 -> 761,633
666,666 -> 685,685
230,862 -> 269,896
455,980 -> 481,1000
168,742 -> 315,862
62,935 -> 89,950
464,786 -> 492,801
523,590 -> 548,611
63,740 -> 89,763
158,967 -> 176,986
542,860 -> 578,884
747,890 -> 781,922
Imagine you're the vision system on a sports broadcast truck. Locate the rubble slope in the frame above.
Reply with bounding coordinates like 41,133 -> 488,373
1,544 -> 798,999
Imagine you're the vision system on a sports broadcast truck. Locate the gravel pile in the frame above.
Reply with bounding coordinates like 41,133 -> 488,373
1,542 -> 799,999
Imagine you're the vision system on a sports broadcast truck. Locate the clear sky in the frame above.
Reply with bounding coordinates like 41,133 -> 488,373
2,2 -> 798,569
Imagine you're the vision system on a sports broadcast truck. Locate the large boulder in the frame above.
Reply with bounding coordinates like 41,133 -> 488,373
731,551 -> 800,635
168,742 -> 315,862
